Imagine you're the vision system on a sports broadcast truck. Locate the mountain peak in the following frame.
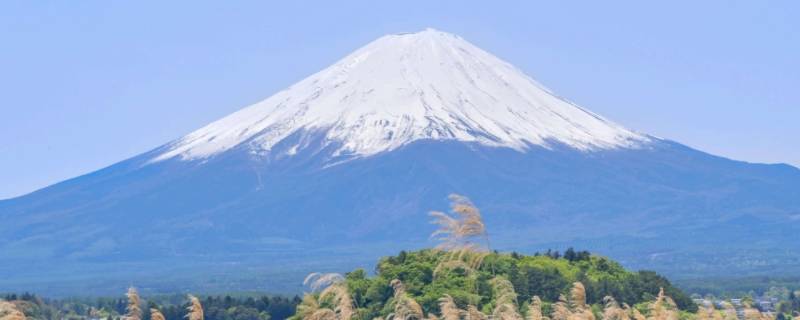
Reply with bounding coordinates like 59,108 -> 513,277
392,27 -> 449,36
152,30 -> 650,163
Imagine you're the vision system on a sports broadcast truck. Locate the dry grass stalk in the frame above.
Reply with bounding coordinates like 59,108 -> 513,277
551,295 -> 572,320
527,296 -> 547,320
491,277 -> 518,306
466,305 -> 487,320
646,288 -> 677,320
571,307 -> 596,320
602,296 -> 629,320
430,194 -> 488,250
438,295 -> 462,320
0,300 -> 26,320
550,282 -> 595,320
295,295 -> 338,320
490,277 -> 523,320
567,283 -> 594,320
125,287 -> 143,320
433,259 -> 472,276
570,283 -> 587,310
434,247 -> 489,277
623,304 -> 644,320
389,279 -> 424,320
320,283 -> 355,320
186,295 -> 204,320
495,303 -> 524,320
298,272 -> 353,320
308,309 -> 337,320
151,309 -> 166,320
305,273 -> 346,292
630,308 -> 645,320
430,194 -> 491,276
295,294 -> 326,320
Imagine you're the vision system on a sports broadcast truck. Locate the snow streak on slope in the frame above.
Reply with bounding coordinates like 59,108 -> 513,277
153,28 -> 649,163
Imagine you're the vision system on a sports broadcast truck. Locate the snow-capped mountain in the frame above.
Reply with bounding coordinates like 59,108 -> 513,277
154,29 -> 647,163
1,29 -> 799,296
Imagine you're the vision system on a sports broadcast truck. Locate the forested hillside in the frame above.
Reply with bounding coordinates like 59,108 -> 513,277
300,248 -> 696,319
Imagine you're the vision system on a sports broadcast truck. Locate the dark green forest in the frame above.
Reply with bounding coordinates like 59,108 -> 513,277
0,293 -> 299,320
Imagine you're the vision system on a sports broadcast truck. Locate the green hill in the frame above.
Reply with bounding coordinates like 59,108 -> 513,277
301,249 -> 696,320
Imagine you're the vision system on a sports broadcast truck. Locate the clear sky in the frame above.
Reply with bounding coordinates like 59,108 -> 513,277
1,1 -> 798,200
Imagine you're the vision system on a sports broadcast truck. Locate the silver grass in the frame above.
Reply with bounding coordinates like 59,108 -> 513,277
186,295 -> 204,320
438,295 -> 462,320
125,287 -> 142,320
466,305 -> 487,320
305,273 -> 346,293
151,309 -> 166,320
490,277 -> 522,320
0,301 -> 26,320
320,283 -> 355,320
527,296 -> 548,320
389,279 -> 424,320
602,296 -> 628,320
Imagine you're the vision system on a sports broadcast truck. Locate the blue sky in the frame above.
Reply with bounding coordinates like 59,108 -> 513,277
1,1 -> 798,199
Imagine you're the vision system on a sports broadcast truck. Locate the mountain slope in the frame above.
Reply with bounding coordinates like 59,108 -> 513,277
1,29 -> 799,295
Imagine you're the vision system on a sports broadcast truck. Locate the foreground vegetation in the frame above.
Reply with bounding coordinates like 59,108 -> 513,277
0,293 -> 299,320
297,248 -> 695,319
0,195 -> 790,320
